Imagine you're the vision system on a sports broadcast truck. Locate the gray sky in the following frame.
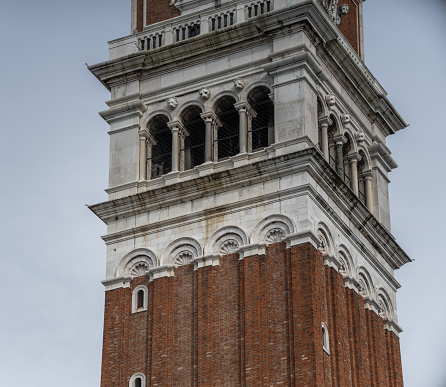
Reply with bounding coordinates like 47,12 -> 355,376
0,0 -> 444,386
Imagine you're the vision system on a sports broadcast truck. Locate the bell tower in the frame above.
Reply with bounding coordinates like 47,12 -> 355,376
89,1 -> 410,386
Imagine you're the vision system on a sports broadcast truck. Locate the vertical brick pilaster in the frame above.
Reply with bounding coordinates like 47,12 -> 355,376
345,288 -> 371,386
241,253 -> 265,386
145,0 -> 181,26
196,265 -> 219,385
385,330 -> 404,387
325,267 -> 352,387
288,243 -> 327,387
150,276 -> 174,386
172,265 -> 194,386
365,309 -> 388,386
136,0 -> 144,32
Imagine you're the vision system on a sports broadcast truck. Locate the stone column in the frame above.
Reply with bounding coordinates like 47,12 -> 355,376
348,153 -> 361,195
234,102 -> 252,154
363,170 -> 374,213
318,117 -> 332,161
333,134 -> 346,177
138,130 -> 148,181
200,112 -> 220,163
168,121 -> 187,173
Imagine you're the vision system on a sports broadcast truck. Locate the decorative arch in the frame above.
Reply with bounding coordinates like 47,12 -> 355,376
357,267 -> 375,298
377,288 -> 395,320
317,95 -> 328,119
176,99 -> 206,118
162,237 -> 203,266
213,94 -> 240,160
252,214 -> 295,244
132,285 -> 148,313
141,109 -> 173,129
316,222 -> 335,256
146,113 -> 173,179
243,80 -> 273,100
209,90 -> 240,107
205,226 -> 249,255
115,248 -> 158,277
337,244 -> 354,277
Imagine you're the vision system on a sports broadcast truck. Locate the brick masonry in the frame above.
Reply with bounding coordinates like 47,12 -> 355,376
100,242 -> 404,386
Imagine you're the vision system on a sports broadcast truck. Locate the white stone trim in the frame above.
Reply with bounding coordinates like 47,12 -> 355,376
132,285 -> 148,313
148,265 -> 176,281
192,254 -> 221,270
323,253 -> 342,272
101,275 -> 132,291
322,322 -> 330,355
237,242 -> 268,260
283,230 -> 320,249
129,372 -> 146,387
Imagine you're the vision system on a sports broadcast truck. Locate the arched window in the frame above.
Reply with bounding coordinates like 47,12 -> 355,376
132,286 -> 148,313
327,118 -> 337,170
357,150 -> 367,205
148,114 -> 172,179
180,105 -> 206,170
342,134 -> 353,184
248,86 -> 274,151
214,96 -> 239,160
129,373 -> 146,387
317,97 -> 324,152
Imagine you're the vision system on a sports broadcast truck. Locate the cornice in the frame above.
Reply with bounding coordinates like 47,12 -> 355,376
88,148 -> 411,273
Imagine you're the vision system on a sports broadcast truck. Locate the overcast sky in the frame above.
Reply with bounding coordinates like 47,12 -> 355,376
0,0 -> 444,386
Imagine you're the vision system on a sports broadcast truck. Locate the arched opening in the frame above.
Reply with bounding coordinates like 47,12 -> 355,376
342,134 -> 353,184
248,86 -> 274,151
137,289 -> 144,309
180,105 -> 206,170
148,114 -> 172,178
135,377 -> 142,387
357,150 -> 367,205
317,97 -> 324,152
327,117 -> 338,170
214,96 -> 239,160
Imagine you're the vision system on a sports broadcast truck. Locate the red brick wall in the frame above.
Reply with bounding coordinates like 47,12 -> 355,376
135,0 -> 180,31
317,0 -> 362,56
100,242 -> 404,386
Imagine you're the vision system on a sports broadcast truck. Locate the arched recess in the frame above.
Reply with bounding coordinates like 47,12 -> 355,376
317,96 -> 326,152
357,267 -> 375,298
179,105 -> 206,170
377,288 -> 395,320
162,237 -> 203,266
247,85 -> 274,150
357,148 -> 372,206
316,222 -> 335,256
327,114 -> 341,171
252,214 -> 295,244
337,245 -> 354,277
214,95 -> 240,160
147,114 -> 172,179
205,226 -> 249,255
342,132 -> 354,184
116,248 -> 158,277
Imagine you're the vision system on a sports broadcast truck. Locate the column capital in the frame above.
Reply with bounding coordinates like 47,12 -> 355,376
200,111 -> 221,126
363,169 -> 374,179
234,101 -> 256,118
347,152 -> 361,162
318,116 -> 332,127
333,133 -> 347,145
139,129 -> 156,145
167,120 -> 189,137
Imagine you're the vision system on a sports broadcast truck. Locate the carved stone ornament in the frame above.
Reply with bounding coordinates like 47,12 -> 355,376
355,130 -> 365,143
266,229 -> 285,243
219,240 -> 239,255
341,113 -> 350,125
338,257 -> 346,273
233,78 -> 245,91
199,87 -> 211,100
358,279 -> 366,295
318,237 -> 326,252
321,0 -> 349,25
130,262 -> 150,277
325,94 -> 336,106
167,97 -> 178,110
174,251 -> 193,266
378,300 -> 386,316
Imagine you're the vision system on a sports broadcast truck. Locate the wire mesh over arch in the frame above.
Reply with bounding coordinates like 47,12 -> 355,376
180,105 -> 205,170
248,86 -> 274,151
148,114 -> 172,178
214,96 -> 239,160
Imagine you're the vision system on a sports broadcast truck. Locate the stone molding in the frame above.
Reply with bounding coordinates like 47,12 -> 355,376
237,243 -> 268,259
192,254 -> 221,270
148,264 -> 176,281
